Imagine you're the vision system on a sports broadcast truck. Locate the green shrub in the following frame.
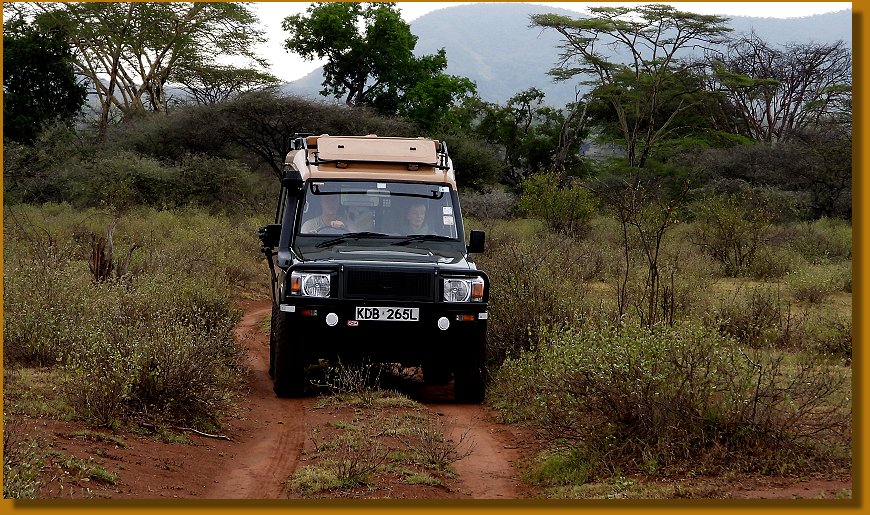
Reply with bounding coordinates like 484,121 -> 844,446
490,321 -> 851,476
2,123 -> 96,206
745,244 -> 807,280
688,193 -> 774,276
2,262 -> 96,366
440,132 -> 505,190
776,218 -> 852,264
3,412 -> 44,499
54,274 -> 243,428
74,152 -> 259,212
804,315 -> 852,362
530,447 -> 595,486
518,172 -> 597,238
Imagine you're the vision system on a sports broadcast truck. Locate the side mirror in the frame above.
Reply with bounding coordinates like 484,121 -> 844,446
258,224 -> 282,249
467,230 -> 486,254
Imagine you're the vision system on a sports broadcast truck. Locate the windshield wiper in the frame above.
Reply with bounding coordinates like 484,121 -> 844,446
391,234 -> 455,246
315,232 -> 391,248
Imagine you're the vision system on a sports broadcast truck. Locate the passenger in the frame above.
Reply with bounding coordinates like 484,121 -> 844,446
403,201 -> 429,234
300,195 -> 348,233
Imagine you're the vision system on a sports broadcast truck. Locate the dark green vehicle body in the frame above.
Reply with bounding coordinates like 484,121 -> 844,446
259,135 -> 489,402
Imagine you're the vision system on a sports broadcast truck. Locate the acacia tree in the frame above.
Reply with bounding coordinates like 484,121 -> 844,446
283,2 -> 475,129
211,91 -> 416,178
532,5 -> 731,168
172,65 -> 280,106
30,2 -> 268,137
708,33 -> 852,142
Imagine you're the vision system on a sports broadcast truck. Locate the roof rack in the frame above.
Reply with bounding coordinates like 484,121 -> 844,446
290,134 -> 450,171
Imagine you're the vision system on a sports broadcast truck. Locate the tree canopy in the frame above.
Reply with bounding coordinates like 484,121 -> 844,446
2,17 -> 88,144
532,4 -> 732,168
474,88 -> 588,184
172,64 -> 281,106
28,2 -> 269,137
708,33 -> 852,142
283,2 -> 476,131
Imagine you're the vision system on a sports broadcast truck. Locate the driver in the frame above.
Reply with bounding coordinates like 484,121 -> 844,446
301,194 -> 348,233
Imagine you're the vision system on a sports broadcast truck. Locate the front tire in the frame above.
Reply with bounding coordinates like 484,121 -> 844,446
453,338 -> 486,403
272,308 -> 306,398
422,362 -> 451,385
268,304 -> 278,378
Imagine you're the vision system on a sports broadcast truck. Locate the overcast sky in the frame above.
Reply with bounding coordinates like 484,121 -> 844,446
251,2 -> 853,83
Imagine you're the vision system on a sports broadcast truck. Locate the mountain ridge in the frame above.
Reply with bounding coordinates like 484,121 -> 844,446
281,3 -> 852,106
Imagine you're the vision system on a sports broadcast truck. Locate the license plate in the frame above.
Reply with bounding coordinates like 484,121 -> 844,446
355,307 -> 419,321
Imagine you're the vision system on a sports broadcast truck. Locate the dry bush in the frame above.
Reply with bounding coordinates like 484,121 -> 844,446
398,420 -> 475,471
317,359 -> 384,406
460,188 -> 518,220
321,432 -> 389,488
712,285 -> 785,348
490,321 -> 851,476
4,206 -> 247,429
475,228 -> 585,368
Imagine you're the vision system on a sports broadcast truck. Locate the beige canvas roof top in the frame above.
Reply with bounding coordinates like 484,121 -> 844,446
284,134 -> 456,188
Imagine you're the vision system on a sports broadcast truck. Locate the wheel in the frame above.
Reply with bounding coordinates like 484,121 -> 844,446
272,308 -> 306,398
268,304 -> 278,378
453,338 -> 487,403
315,225 -> 345,234
454,365 -> 485,403
422,362 -> 451,385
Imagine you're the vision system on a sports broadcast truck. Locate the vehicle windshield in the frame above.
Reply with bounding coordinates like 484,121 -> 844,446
296,181 -> 460,240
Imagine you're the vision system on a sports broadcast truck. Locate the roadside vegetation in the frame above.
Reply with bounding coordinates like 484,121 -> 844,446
474,189 -> 852,497
4,1 -> 851,499
3,205 -> 265,496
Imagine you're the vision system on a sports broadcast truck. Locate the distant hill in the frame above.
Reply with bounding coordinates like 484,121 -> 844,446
282,3 -> 852,107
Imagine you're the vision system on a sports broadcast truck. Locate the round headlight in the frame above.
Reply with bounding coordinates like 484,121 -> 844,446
444,279 -> 471,302
302,274 -> 331,297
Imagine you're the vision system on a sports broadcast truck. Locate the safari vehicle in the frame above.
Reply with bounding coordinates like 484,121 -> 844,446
258,134 -> 489,402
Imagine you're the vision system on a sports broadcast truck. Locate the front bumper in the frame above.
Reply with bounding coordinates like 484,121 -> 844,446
278,298 -> 488,364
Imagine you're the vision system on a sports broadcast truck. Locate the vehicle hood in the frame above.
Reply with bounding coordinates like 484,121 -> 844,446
296,244 -> 475,269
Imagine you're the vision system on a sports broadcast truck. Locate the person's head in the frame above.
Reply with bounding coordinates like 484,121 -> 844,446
320,194 -> 340,217
406,202 -> 427,230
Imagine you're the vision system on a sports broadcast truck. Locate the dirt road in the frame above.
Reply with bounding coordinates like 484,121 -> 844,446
201,300 -> 304,498
200,299 -> 531,499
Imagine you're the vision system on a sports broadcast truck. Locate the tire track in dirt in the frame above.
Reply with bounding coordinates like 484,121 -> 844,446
204,299 -> 305,499
428,403 -> 523,499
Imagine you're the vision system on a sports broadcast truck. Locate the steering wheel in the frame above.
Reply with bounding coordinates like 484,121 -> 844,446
315,225 -> 345,235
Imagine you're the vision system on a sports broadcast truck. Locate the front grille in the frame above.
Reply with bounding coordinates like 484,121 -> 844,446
344,268 -> 434,301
